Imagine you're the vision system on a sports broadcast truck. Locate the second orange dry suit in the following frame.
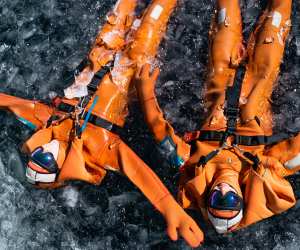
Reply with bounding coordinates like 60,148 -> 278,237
136,0 -> 298,230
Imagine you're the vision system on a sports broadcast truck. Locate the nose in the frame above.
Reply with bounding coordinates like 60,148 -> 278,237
219,183 -> 232,196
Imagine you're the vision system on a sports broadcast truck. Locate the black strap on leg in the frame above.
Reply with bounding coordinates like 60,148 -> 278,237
64,57 -> 112,94
224,66 -> 246,136
196,66 -> 246,166
74,58 -> 90,76
88,65 -> 111,93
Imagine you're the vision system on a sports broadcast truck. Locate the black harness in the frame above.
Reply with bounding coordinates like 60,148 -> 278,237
195,66 -> 297,168
57,102 -> 123,135
49,58 -> 123,136
198,130 -> 296,147
71,58 -> 112,94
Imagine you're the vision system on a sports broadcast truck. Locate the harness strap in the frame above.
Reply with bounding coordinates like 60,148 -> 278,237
242,151 -> 260,169
56,102 -> 123,135
196,66 -> 245,166
224,66 -> 245,135
198,130 -> 297,146
65,58 -> 112,94
88,65 -> 111,93
74,58 -> 89,76
198,148 -> 223,165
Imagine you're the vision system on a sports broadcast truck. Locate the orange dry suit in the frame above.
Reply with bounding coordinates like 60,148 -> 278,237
0,0 -> 203,247
136,0 -> 298,230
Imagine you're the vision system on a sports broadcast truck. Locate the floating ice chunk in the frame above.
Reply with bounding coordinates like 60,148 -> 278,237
7,149 -> 26,183
163,80 -> 175,87
64,84 -> 88,99
21,27 -> 37,40
108,191 -> 140,210
48,91 -> 58,99
246,0 -> 257,8
7,67 -> 19,84
0,43 -> 10,53
74,67 -> 94,86
296,36 -> 300,56
61,186 -> 79,208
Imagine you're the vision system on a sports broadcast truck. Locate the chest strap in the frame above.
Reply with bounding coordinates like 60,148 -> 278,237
198,130 -> 297,146
223,66 -> 245,135
56,102 -> 123,135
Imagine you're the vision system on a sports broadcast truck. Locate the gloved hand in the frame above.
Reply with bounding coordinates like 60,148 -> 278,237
156,194 -> 204,248
135,63 -> 160,102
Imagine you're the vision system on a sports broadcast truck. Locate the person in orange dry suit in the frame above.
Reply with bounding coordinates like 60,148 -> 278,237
0,0 -> 203,247
135,0 -> 298,234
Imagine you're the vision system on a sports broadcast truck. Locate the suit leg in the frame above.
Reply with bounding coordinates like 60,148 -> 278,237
202,0 -> 243,130
240,0 -> 292,134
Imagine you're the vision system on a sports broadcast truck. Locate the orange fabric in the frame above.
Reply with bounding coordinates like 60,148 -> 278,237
87,0 -> 179,127
203,0 -> 244,130
0,0 -> 204,247
0,93 -> 52,129
88,0 -> 137,73
135,64 -> 191,162
136,0 -> 296,231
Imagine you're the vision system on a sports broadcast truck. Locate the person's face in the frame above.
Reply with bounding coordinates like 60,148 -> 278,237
207,182 -> 243,232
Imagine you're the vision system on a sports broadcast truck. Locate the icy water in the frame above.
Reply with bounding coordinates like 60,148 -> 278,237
0,0 -> 300,249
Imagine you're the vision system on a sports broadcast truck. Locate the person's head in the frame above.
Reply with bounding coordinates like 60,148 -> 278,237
207,182 -> 243,233
26,139 -> 66,184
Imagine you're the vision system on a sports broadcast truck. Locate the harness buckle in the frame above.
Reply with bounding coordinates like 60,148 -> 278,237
225,107 -> 239,118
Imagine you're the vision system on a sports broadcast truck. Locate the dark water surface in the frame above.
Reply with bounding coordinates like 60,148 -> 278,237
0,0 -> 300,249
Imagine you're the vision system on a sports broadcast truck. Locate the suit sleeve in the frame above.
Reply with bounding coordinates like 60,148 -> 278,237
0,93 -> 52,130
136,72 -> 190,167
265,133 -> 300,176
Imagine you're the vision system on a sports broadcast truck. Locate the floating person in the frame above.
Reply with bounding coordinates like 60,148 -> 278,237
136,0 -> 297,234
0,0 -> 203,247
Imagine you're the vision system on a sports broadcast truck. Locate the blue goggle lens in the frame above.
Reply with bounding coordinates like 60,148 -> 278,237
30,147 -> 58,173
209,190 -> 242,211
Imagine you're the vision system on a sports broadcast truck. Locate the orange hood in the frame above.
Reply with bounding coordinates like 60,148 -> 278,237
179,151 -> 296,230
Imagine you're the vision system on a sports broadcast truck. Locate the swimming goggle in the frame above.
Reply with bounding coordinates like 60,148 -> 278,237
208,190 -> 243,211
30,147 -> 58,173
25,147 -> 59,184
